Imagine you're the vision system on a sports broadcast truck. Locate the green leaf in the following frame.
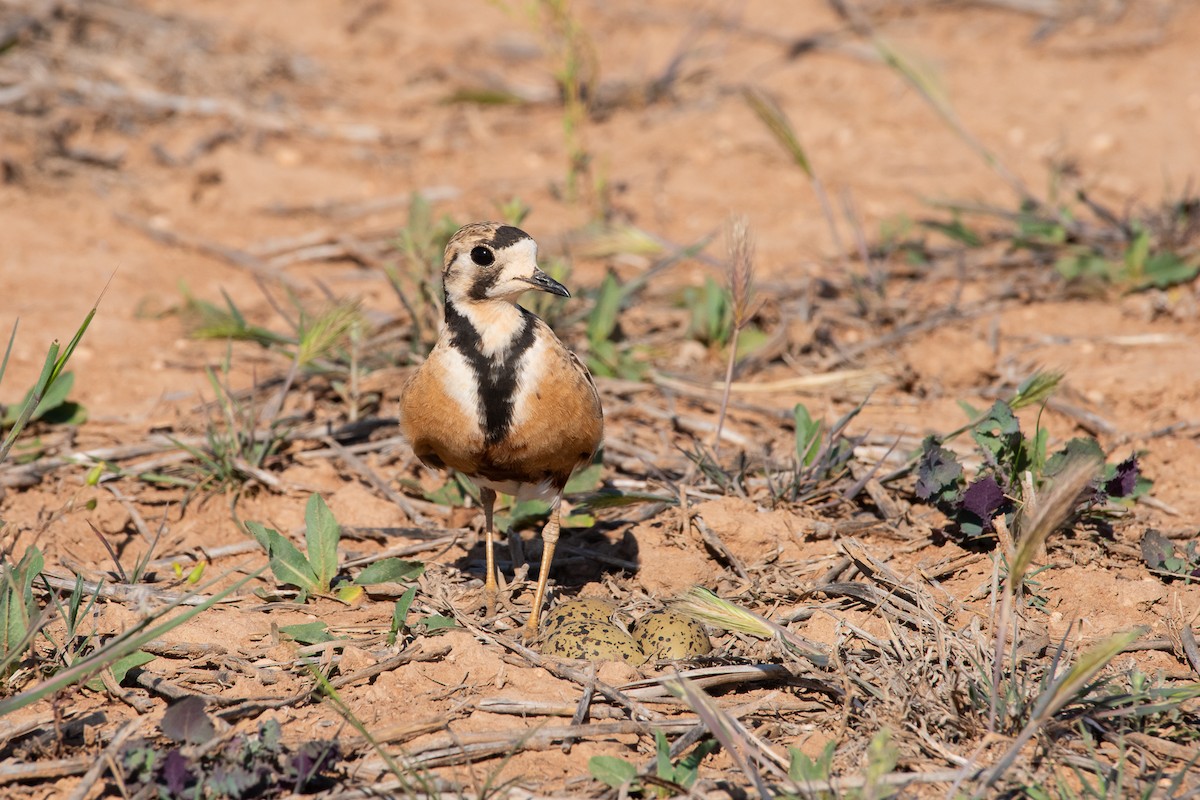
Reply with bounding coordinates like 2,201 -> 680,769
865,728 -> 899,785
915,436 -> 963,505
788,741 -> 836,783
1124,227 -> 1151,278
424,480 -> 465,506
793,403 -> 822,467
675,740 -> 718,788
264,530 -> 319,594
279,621 -> 333,644
922,217 -> 982,247
1137,251 -> 1199,289
655,730 -> 672,781
562,512 -> 595,528
304,494 -> 341,592
416,614 -> 457,633
586,273 -> 622,344
1055,250 -> 1110,281
111,650 -> 155,685
354,558 -> 425,586
245,520 -> 274,551
588,755 -> 638,788
971,401 -> 1021,458
1045,437 -> 1104,478
564,462 -> 604,493
734,326 -> 768,359
388,585 -> 418,646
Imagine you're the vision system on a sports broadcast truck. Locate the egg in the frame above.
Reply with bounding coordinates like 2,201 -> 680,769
541,598 -> 619,637
543,620 -> 646,664
632,609 -> 712,660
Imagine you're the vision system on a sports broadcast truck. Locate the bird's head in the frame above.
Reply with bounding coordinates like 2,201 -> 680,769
442,222 -> 569,305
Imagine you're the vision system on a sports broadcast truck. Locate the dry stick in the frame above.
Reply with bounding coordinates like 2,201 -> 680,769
260,185 -> 460,219
691,516 -> 750,581
106,484 -> 168,548
0,756 -> 91,785
391,718 -> 700,771
38,571 -> 234,606
561,663 -> 597,754
1181,626 -> 1200,678
144,541 -> 262,571
325,436 -> 430,527
453,616 -> 662,722
114,212 -> 299,288
51,76 -> 385,143
0,418 -> 398,488
217,640 -> 450,721
340,534 -> 461,569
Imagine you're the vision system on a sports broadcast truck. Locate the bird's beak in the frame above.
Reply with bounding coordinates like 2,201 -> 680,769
519,268 -> 570,298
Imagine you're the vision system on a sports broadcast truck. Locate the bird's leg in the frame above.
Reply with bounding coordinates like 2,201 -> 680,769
524,493 -> 562,637
480,487 -> 498,618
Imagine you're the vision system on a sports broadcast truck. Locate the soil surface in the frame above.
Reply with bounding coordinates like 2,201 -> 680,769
2,0 -> 1199,796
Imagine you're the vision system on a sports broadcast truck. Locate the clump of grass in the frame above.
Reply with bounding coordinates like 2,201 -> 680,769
167,354 -> 288,500
0,306 -> 96,468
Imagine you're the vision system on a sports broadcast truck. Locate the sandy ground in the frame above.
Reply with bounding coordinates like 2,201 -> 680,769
1,0 -> 1199,795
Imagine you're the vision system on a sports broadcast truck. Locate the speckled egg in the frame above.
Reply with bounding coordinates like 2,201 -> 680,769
543,620 -> 647,664
632,609 -> 712,660
541,598 -> 619,637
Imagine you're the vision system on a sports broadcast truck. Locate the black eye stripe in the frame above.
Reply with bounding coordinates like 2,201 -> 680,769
470,246 -> 495,266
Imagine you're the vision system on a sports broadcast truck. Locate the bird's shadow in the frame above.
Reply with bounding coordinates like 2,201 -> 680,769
453,518 -> 639,593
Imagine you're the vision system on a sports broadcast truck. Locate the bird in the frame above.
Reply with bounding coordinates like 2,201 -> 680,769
399,222 -> 603,636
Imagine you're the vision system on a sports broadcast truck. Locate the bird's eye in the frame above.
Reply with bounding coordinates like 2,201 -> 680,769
470,246 -> 495,267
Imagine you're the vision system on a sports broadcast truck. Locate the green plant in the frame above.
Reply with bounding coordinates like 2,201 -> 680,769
168,354 -> 289,499
535,0 -> 598,205
1,306 -> 96,468
760,400 -> 861,506
0,547 -> 45,680
492,460 -> 603,532
179,285 -> 286,346
584,272 -> 646,379
589,730 -> 717,795
914,373 -> 1145,539
1139,530 -> 1200,582
0,566 -> 259,717
125,711 -> 341,799
0,369 -> 87,432
246,494 -> 425,603
787,740 -> 836,791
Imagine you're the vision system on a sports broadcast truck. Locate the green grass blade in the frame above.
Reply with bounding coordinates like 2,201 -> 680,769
0,566 -> 261,717
0,320 -> 16,388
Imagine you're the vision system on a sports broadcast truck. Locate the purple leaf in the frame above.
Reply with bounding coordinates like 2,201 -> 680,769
961,476 -> 1006,531
161,750 -> 191,795
1105,455 -> 1139,498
